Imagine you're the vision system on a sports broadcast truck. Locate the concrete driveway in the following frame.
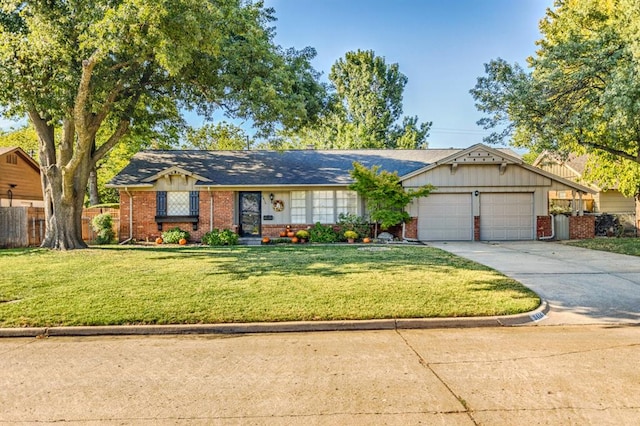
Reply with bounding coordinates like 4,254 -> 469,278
430,241 -> 640,325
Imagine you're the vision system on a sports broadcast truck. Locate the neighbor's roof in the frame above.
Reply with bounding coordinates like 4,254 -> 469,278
108,148 -> 491,188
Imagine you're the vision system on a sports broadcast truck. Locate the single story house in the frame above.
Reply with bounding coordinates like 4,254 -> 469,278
533,151 -> 636,215
107,143 -> 596,242
0,147 -> 43,208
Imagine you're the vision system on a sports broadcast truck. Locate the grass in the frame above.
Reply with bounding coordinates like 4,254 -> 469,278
0,245 -> 540,327
565,237 -> 640,256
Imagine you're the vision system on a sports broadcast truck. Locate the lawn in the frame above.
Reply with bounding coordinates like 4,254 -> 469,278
565,237 -> 640,256
0,245 -> 540,327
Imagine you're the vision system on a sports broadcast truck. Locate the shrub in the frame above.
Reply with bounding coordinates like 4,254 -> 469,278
91,213 -> 115,244
344,230 -> 358,240
202,229 -> 239,246
308,222 -> 339,243
161,227 -> 190,244
295,229 -> 310,240
337,213 -> 371,240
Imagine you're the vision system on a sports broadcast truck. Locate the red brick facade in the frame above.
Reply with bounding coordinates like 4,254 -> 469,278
120,190 -> 228,242
536,216 -> 552,239
569,215 -> 595,239
473,216 -> 480,241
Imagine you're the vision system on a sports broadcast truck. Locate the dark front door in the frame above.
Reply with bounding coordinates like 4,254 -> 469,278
239,192 -> 261,237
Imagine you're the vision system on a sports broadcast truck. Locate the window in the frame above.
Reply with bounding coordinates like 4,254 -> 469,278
5,154 -> 17,165
312,191 -> 334,223
290,191 -> 306,224
156,191 -> 199,216
290,190 -> 359,224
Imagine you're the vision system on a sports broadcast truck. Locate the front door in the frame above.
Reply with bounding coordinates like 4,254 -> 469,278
239,192 -> 261,237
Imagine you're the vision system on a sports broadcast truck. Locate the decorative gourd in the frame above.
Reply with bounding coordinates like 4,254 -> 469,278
291,236 -> 299,244
262,237 -> 271,244
363,237 -> 371,244
179,238 -> 187,245
155,237 -> 163,244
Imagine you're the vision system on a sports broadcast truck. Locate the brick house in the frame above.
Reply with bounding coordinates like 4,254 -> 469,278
107,144 -> 596,242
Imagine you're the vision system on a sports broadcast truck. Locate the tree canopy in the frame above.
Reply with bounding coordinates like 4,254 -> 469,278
272,50 -> 431,150
471,0 -> 640,197
349,162 -> 434,230
0,0 -> 325,249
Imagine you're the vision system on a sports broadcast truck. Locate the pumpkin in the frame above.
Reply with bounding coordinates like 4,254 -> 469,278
179,238 -> 187,245
291,236 -> 299,244
363,237 -> 371,244
287,231 -> 295,238
155,237 -> 163,244
279,231 -> 287,237
262,237 -> 271,244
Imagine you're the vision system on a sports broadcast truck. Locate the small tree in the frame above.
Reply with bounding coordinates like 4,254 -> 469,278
349,162 -> 434,232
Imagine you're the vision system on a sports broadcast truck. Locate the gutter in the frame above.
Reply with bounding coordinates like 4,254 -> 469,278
538,215 -> 555,240
119,187 -> 134,245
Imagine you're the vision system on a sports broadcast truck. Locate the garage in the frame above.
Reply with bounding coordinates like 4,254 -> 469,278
418,193 -> 473,241
480,193 -> 534,240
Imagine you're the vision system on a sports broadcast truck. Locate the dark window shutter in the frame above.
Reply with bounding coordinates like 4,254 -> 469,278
156,191 -> 167,216
190,191 -> 199,216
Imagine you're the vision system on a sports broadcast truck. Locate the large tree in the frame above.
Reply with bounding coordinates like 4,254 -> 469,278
470,0 -> 640,198
272,50 -> 431,150
0,0 -> 324,249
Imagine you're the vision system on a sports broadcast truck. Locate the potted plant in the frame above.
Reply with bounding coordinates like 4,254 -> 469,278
344,230 -> 358,243
296,229 -> 309,243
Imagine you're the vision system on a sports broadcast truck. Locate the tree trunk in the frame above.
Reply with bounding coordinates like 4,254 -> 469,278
88,167 -> 100,206
40,163 -> 90,250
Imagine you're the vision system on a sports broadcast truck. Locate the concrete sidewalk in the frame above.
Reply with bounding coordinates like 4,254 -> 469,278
430,241 -> 640,325
1,326 -> 638,424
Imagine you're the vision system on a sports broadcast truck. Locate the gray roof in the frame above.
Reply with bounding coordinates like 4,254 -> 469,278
108,149 -> 468,187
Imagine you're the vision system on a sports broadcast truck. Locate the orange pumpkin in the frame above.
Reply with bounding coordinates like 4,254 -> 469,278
262,237 -> 271,244
363,237 -> 371,244
279,231 -> 287,237
291,236 -> 299,244
179,238 -> 187,245
287,231 -> 295,238
155,237 -> 163,244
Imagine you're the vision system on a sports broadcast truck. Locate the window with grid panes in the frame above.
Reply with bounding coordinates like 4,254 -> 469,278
336,190 -> 357,217
312,190 -> 334,223
290,191 -> 306,224
167,192 -> 191,216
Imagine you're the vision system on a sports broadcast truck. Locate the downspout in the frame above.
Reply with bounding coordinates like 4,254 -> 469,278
119,187 -> 134,245
539,215 -> 555,240
209,187 -> 214,232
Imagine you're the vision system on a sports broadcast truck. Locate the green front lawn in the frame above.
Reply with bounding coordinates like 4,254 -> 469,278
565,238 -> 640,256
0,245 -> 540,327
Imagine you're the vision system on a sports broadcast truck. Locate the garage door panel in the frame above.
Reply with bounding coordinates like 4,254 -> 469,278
418,194 -> 472,241
480,193 -> 533,241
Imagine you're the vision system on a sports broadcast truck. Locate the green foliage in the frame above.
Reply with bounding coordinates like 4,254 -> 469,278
295,230 -> 310,240
343,230 -> 358,240
91,214 -> 115,245
183,122 -> 251,150
308,222 -> 340,243
471,0 -> 640,195
349,162 -> 434,230
202,229 -> 239,246
161,227 -> 190,244
337,213 -> 371,239
0,125 -> 39,160
270,49 -> 431,150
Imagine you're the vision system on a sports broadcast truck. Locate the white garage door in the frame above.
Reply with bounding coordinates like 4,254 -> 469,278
418,194 -> 473,241
480,193 -> 534,240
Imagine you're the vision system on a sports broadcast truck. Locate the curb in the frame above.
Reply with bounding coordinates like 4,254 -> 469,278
0,301 -> 550,338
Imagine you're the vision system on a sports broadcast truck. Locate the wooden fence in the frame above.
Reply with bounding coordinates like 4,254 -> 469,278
0,206 -> 119,248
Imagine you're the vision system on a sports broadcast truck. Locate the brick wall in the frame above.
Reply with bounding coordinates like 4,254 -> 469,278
569,215 -> 595,239
404,217 -> 418,239
474,216 -> 480,241
120,190 -> 221,243
536,216 -> 552,239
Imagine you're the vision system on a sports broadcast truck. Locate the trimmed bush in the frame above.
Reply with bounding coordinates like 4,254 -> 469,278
337,213 -> 371,240
91,213 -> 115,244
161,227 -> 190,244
202,229 -> 239,246
308,222 -> 339,243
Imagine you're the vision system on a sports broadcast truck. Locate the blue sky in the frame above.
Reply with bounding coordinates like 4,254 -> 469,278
1,1 -> 553,150
263,0 -> 554,149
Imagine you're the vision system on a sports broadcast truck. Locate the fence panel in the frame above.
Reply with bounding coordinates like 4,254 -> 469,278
82,208 -> 120,243
0,207 -> 28,248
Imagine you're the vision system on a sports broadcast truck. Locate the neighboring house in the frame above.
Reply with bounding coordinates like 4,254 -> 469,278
533,151 -> 636,215
107,143 -> 595,242
0,147 -> 43,207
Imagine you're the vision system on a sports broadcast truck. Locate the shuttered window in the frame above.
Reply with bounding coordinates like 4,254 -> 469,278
157,191 -> 199,216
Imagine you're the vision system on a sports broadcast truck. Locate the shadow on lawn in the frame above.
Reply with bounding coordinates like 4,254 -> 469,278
92,244 -> 493,280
